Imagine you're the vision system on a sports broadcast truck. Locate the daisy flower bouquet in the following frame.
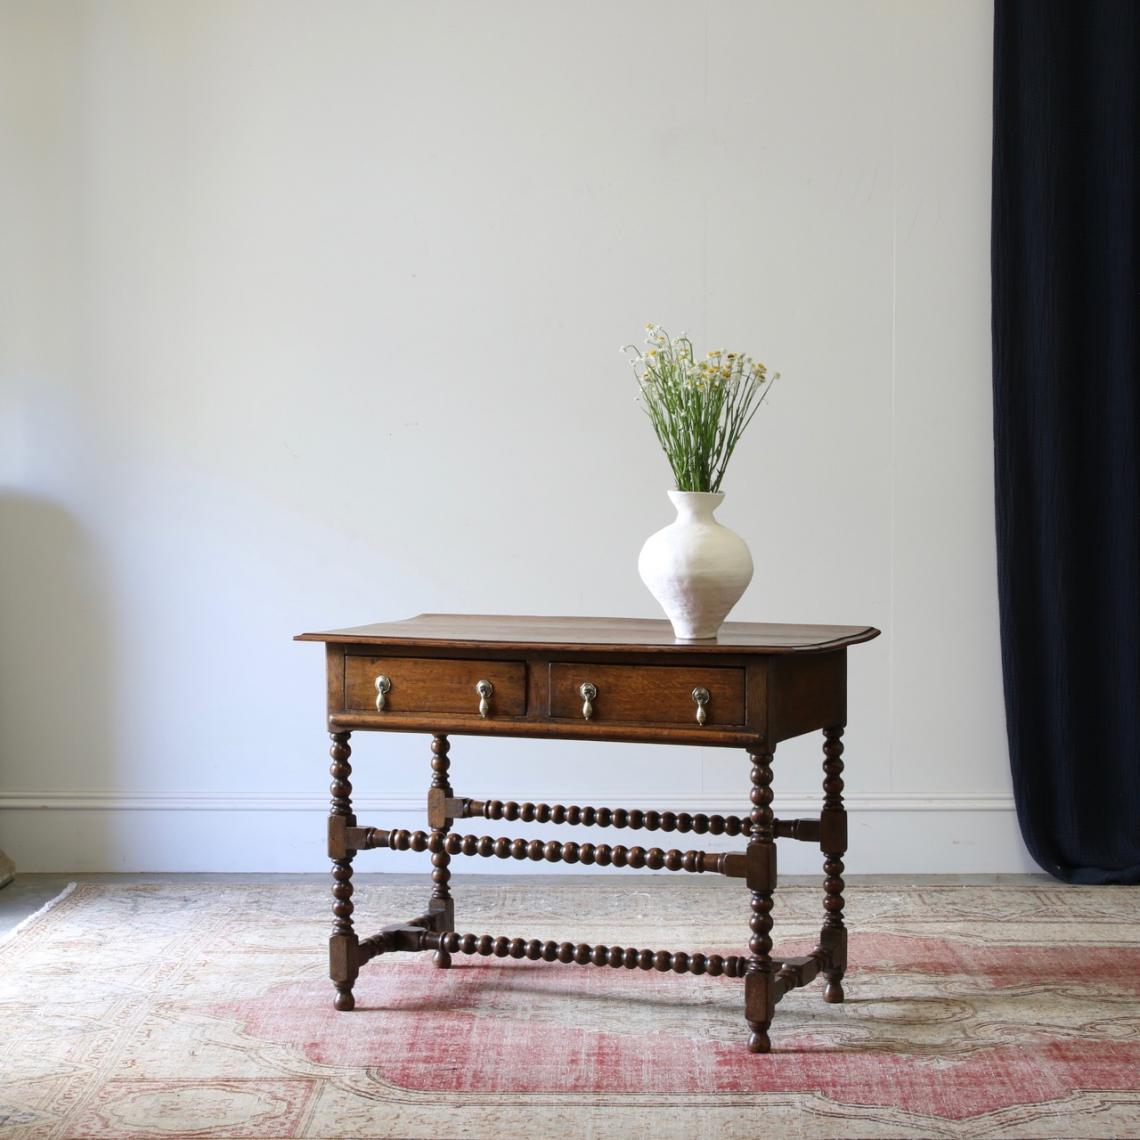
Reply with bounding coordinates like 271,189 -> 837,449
622,324 -> 779,493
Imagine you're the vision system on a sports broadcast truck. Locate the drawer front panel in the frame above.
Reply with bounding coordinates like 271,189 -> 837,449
548,663 -> 745,727
345,656 -> 527,717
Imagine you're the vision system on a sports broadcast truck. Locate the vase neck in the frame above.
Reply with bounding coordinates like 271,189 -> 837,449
667,490 -> 725,524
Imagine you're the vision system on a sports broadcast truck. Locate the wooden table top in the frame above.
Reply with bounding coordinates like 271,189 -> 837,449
295,614 -> 880,655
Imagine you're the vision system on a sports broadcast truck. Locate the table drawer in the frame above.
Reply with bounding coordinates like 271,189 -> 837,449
344,656 -> 527,718
548,663 -> 745,727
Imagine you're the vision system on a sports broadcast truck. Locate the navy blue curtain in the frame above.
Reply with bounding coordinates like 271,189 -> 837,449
992,0 -> 1139,883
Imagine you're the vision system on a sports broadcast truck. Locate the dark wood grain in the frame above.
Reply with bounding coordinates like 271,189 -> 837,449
745,746 -> 777,1054
344,656 -> 526,717
315,628 -> 875,747
323,712 -> 764,748
819,725 -> 848,1003
457,798 -> 751,837
298,613 -> 878,1052
548,662 -> 745,726
297,613 -> 880,654
428,735 -> 454,969
421,929 -> 749,977
327,732 -> 357,1011
361,825 -> 743,875
764,652 -> 846,743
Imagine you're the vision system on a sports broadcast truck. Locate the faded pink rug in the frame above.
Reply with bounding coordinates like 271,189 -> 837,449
1,880 -> 1138,1138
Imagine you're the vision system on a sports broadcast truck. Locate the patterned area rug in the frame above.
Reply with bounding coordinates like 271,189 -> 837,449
1,880 -> 1138,1138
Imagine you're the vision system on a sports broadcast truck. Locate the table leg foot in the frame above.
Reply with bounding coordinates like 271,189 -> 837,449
745,746 -> 777,1056
429,735 -> 455,963
328,732 -> 359,1014
820,726 -> 848,1007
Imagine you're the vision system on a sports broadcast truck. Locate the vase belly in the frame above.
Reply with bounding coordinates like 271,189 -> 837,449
638,491 -> 753,640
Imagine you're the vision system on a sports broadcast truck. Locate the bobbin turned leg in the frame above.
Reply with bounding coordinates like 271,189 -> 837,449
328,731 -> 358,1011
428,735 -> 455,968
744,744 -> 777,1053
820,726 -> 848,1003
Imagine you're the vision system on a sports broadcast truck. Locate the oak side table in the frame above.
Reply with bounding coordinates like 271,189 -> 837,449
296,614 -> 879,1053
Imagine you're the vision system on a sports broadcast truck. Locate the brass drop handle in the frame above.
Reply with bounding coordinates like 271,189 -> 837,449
375,675 -> 391,712
476,679 -> 494,718
579,682 -> 597,720
692,686 -> 710,725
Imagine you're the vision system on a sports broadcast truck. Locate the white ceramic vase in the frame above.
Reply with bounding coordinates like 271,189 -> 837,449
638,490 -> 754,640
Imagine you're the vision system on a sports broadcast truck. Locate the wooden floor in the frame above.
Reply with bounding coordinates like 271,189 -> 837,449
0,872 -> 1052,938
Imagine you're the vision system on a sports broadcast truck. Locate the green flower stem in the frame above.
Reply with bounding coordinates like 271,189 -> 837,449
625,325 -> 780,494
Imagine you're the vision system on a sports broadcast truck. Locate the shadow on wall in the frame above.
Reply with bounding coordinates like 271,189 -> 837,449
0,493 -> 116,871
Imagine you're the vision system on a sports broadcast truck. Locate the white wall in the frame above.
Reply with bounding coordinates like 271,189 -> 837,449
1,0 -> 1029,874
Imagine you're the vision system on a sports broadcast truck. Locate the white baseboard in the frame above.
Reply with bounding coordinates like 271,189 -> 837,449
0,790 -> 1034,874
